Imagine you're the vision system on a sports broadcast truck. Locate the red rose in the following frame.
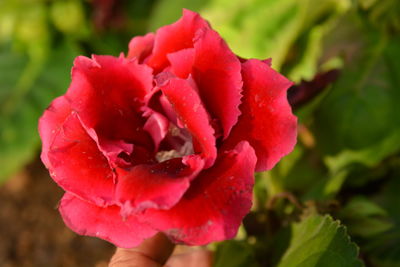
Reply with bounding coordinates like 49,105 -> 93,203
39,9 -> 297,248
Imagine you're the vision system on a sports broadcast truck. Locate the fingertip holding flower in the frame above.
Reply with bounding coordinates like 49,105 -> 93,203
39,9 -> 297,248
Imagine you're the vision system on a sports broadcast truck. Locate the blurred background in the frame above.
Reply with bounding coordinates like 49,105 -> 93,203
0,0 -> 399,266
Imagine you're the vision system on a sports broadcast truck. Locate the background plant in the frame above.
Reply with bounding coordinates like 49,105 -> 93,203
0,0 -> 399,266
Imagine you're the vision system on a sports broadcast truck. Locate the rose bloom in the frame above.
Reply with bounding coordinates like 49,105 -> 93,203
39,9 -> 297,248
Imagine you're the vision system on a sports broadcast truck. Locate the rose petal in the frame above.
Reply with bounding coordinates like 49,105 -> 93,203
262,58 -> 272,66
129,144 -> 156,166
147,9 -> 209,72
127,33 -> 155,62
115,155 -> 204,215
92,137 -> 134,168
161,77 -> 217,168
59,193 -> 157,248
66,55 -> 154,156
159,93 -> 178,124
166,27 -> 242,139
48,113 -> 115,206
38,96 -> 72,168
143,141 -> 256,245
224,59 -> 297,171
192,28 -> 242,138
143,108 -> 170,151
167,48 -> 195,78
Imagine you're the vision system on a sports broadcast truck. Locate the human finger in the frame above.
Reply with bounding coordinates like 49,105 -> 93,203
109,233 -> 175,267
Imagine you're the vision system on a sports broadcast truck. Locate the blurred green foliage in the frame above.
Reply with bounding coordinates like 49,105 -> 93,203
0,0 -> 399,266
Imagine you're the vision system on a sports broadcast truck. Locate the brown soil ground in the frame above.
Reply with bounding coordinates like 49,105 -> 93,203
0,157 -> 115,267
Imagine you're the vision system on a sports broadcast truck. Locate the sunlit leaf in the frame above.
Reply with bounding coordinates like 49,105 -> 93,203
277,214 -> 363,267
148,0 -> 209,31
214,240 -> 259,267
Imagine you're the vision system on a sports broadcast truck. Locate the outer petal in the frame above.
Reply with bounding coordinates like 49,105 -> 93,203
39,96 -> 72,168
66,55 -> 154,157
192,28 -> 242,138
147,9 -> 209,72
167,28 -> 242,138
115,155 -> 204,215
224,59 -> 297,171
59,193 -> 157,248
143,141 -> 256,245
48,113 -> 115,206
161,78 -> 216,168
127,33 -> 155,62
167,48 -> 195,79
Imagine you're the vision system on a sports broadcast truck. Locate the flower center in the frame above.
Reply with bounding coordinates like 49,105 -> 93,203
155,124 -> 194,162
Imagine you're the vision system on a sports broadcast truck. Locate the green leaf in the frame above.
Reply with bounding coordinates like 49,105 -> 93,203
338,197 -> 393,238
50,0 -> 88,38
202,0 -> 348,71
278,145 -> 326,194
343,197 -> 388,218
325,128 -> 400,173
358,0 -> 400,32
314,19 -> 400,168
277,214 -> 363,267
148,0 -> 210,31
213,240 -> 259,267
0,41 -> 80,183
253,173 -> 269,210
364,170 -> 400,266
